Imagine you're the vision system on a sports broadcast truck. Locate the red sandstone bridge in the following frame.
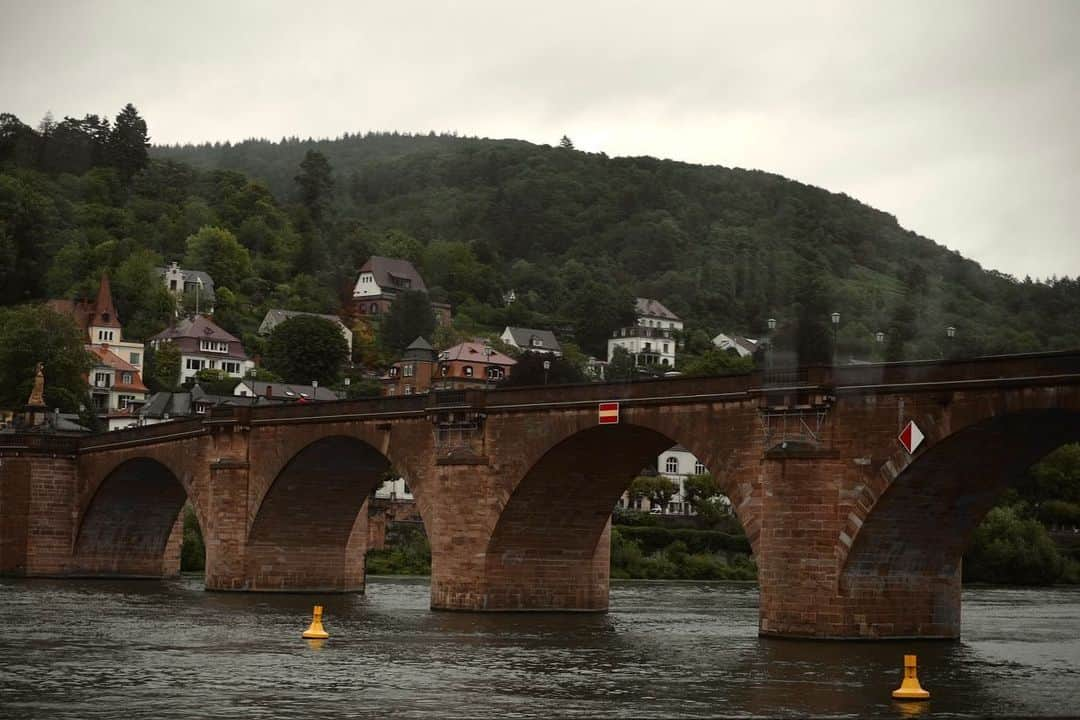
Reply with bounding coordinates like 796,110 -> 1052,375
2,351 -> 1079,639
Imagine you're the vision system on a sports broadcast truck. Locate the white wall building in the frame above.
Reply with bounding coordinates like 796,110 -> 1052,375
617,445 -> 732,516
149,315 -> 254,383
607,297 -> 683,369
500,326 -> 563,356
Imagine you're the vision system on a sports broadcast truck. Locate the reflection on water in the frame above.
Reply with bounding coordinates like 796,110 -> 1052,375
0,576 -> 1077,718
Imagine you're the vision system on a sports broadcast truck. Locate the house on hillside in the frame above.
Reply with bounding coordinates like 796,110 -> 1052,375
233,380 -> 343,402
433,340 -> 516,390
607,297 -> 683,369
259,309 -> 354,354
47,273 -> 145,372
149,315 -> 254,383
351,255 -> 451,325
500,326 -> 562,356
88,346 -> 149,430
159,262 -> 215,312
48,273 -> 149,429
712,333 -> 759,358
382,337 -> 439,396
616,446 -> 731,517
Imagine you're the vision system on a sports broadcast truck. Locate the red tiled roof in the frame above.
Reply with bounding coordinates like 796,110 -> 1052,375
440,341 -> 517,367
88,346 -> 148,393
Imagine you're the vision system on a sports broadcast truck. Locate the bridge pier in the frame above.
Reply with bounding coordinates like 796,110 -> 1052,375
0,451 -> 79,577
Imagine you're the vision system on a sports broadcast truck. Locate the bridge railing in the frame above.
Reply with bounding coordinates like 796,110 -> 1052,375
0,432 -> 81,454
244,394 -> 429,422
831,350 -> 1080,389
79,418 -> 206,450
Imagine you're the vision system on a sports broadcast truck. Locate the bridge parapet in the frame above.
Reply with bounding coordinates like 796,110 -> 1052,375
0,432 -> 81,456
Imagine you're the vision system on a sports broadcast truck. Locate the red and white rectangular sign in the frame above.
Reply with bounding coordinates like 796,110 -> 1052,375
598,402 -> 620,425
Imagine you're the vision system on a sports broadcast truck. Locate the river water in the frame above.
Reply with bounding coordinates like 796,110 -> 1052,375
0,576 -> 1077,718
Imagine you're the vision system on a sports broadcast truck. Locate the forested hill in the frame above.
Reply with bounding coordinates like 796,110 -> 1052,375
2,106 -> 1077,372
154,131 -> 1079,359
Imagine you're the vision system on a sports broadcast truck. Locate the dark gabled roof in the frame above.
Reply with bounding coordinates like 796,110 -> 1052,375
402,336 -> 437,362
139,391 -> 193,419
236,380 -> 342,401
503,326 -> 562,352
150,314 -> 242,344
635,297 -> 681,321
158,265 -> 216,292
359,256 -> 428,293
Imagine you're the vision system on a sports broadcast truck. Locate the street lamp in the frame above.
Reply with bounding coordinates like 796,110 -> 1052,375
830,312 -> 840,365
483,344 -> 493,389
766,318 -> 776,370
945,326 -> 957,359
543,359 -> 551,385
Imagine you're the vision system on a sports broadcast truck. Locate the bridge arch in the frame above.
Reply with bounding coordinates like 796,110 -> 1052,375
73,457 -> 197,578
839,407 -> 1080,636
244,434 -> 399,591
482,418 -> 761,610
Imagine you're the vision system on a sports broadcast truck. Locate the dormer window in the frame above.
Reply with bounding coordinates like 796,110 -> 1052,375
530,337 -> 543,347
200,340 -> 229,353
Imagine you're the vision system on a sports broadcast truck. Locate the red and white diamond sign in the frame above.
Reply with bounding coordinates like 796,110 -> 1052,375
898,420 -> 925,454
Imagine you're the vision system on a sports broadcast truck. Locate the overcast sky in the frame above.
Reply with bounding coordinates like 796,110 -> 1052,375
2,0 -> 1077,278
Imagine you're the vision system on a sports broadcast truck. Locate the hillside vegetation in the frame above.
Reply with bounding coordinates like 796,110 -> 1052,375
3,107 -> 1078,369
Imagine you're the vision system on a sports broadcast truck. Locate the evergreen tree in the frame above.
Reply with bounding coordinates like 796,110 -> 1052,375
107,103 -> 149,182
380,291 -> 436,353
264,315 -> 349,385
294,149 -> 334,222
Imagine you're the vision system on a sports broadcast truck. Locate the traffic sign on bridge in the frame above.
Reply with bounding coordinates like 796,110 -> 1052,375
598,402 -> 619,425
898,420 -> 925,454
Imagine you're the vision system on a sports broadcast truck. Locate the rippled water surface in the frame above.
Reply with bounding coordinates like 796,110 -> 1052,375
1,576 -> 1078,718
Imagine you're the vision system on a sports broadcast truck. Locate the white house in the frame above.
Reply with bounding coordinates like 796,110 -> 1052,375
159,262 -> 215,311
607,297 -> 683,369
712,333 -> 760,358
617,445 -> 732,516
500,326 -> 562,356
149,315 -> 254,383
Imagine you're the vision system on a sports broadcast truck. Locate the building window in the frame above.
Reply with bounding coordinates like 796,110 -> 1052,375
185,358 -> 204,370
369,303 -> 378,314
224,362 -> 240,375
389,367 -> 399,378
463,366 -> 474,377
440,365 -> 449,376
665,457 -> 679,474
199,340 -> 228,353
122,373 -> 133,384
97,330 -> 114,342
663,343 -> 669,353
118,395 -> 135,409
386,387 -> 395,396
94,372 -> 111,388
404,385 -> 413,395
487,366 -> 503,380
130,352 -> 140,365
403,364 -> 415,377
170,279 -> 177,290
695,461 -> 706,475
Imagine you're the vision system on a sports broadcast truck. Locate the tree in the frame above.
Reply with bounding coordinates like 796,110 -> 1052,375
184,226 -> 251,291
963,504 -> 1065,585
628,475 -> 679,512
0,305 -> 94,412
500,351 -> 585,387
607,346 -> 637,381
683,473 -> 720,507
147,340 -> 181,391
107,103 -> 149,182
380,290 -> 436,353
294,150 -> 334,222
679,349 -> 754,377
264,315 -> 349,385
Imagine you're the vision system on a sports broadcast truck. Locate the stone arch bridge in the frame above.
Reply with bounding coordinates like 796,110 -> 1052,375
2,351 -> 1078,639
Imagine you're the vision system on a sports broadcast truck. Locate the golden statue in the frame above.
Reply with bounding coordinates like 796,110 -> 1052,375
27,362 -> 45,407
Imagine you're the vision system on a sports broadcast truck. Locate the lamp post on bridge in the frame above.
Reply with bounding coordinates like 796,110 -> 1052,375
830,312 -> 840,366
543,359 -> 551,385
483,343 -> 493,390
945,325 -> 957,359
766,317 -> 776,371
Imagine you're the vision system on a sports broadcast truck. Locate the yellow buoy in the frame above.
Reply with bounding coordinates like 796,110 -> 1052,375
892,654 -> 930,700
302,605 -> 330,639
